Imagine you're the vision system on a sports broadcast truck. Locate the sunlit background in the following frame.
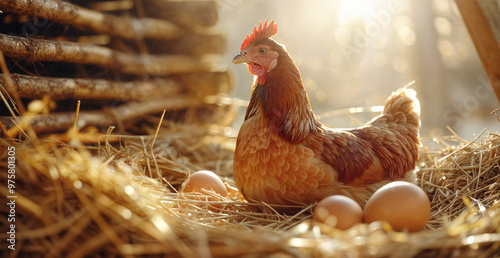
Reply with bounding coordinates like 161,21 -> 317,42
219,0 -> 499,140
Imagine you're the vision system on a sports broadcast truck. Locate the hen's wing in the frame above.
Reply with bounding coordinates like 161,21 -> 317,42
308,88 -> 420,186
306,128 -> 380,185
307,122 -> 418,186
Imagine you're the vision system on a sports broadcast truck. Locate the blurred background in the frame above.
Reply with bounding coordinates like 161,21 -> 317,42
219,0 -> 499,140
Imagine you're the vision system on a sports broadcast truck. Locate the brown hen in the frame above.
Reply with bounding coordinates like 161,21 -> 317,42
233,20 -> 420,212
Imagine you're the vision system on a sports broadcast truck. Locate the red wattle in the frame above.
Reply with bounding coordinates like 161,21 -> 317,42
248,63 -> 266,84
248,63 -> 265,76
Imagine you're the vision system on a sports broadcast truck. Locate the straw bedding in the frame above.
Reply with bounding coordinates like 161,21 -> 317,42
1,121 -> 499,257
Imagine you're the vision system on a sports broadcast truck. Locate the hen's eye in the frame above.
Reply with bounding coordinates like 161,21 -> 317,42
258,48 -> 266,54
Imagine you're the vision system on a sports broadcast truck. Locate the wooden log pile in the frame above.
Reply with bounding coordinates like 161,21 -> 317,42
0,0 -> 235,137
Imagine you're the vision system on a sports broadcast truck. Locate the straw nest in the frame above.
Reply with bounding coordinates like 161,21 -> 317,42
1,123 -> 500,257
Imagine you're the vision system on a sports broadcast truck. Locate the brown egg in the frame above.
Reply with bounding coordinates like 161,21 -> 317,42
313,195 -> 363,230
181,170 -> 228,196
364,181 -> 430,232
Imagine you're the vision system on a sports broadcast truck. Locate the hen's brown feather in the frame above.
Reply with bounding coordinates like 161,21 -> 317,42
235,104 -> 335,206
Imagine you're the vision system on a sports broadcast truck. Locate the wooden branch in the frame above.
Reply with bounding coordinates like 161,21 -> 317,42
147,32 -> 227,56
175,71 -> 235,98
0,71 -> 233,101
456,0 -> 500,103
0,97 -> 201,135
1,73 -> 179,101
0,0 -> 181,40
144,0 -> 219,28
0,34 -> 224,75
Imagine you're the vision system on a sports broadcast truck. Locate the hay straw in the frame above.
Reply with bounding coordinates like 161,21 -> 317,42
419,132 -> 500,231
1,120 -> 500,256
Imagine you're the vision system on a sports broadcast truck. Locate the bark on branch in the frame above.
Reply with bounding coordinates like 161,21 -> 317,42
1,73 -> 179,101
0,97 -> 200,135
0,0 -> 181,40
0,34 -> 224,75
0,71 -> 233,101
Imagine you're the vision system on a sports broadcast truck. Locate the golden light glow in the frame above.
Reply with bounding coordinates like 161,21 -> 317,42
338,0 -> 371,24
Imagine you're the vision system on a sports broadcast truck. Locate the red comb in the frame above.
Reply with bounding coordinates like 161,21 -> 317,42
240,19 -> 278,50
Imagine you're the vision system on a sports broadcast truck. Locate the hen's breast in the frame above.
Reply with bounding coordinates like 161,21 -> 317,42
233,116 -> 334,206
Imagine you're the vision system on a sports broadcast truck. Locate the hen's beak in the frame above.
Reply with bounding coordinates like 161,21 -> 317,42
233,52 -> 251,64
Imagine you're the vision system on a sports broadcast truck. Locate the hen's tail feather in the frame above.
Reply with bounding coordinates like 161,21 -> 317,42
363,88 -> 421,180
380,88 -> 421,130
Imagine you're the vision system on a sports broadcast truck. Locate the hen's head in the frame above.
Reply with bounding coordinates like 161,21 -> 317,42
233,20 -> 281,84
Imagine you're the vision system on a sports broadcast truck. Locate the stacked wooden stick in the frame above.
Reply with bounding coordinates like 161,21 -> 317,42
0,0 -> 235,136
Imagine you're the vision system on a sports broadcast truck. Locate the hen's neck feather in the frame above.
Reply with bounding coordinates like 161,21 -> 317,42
244,46 -> 320,143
